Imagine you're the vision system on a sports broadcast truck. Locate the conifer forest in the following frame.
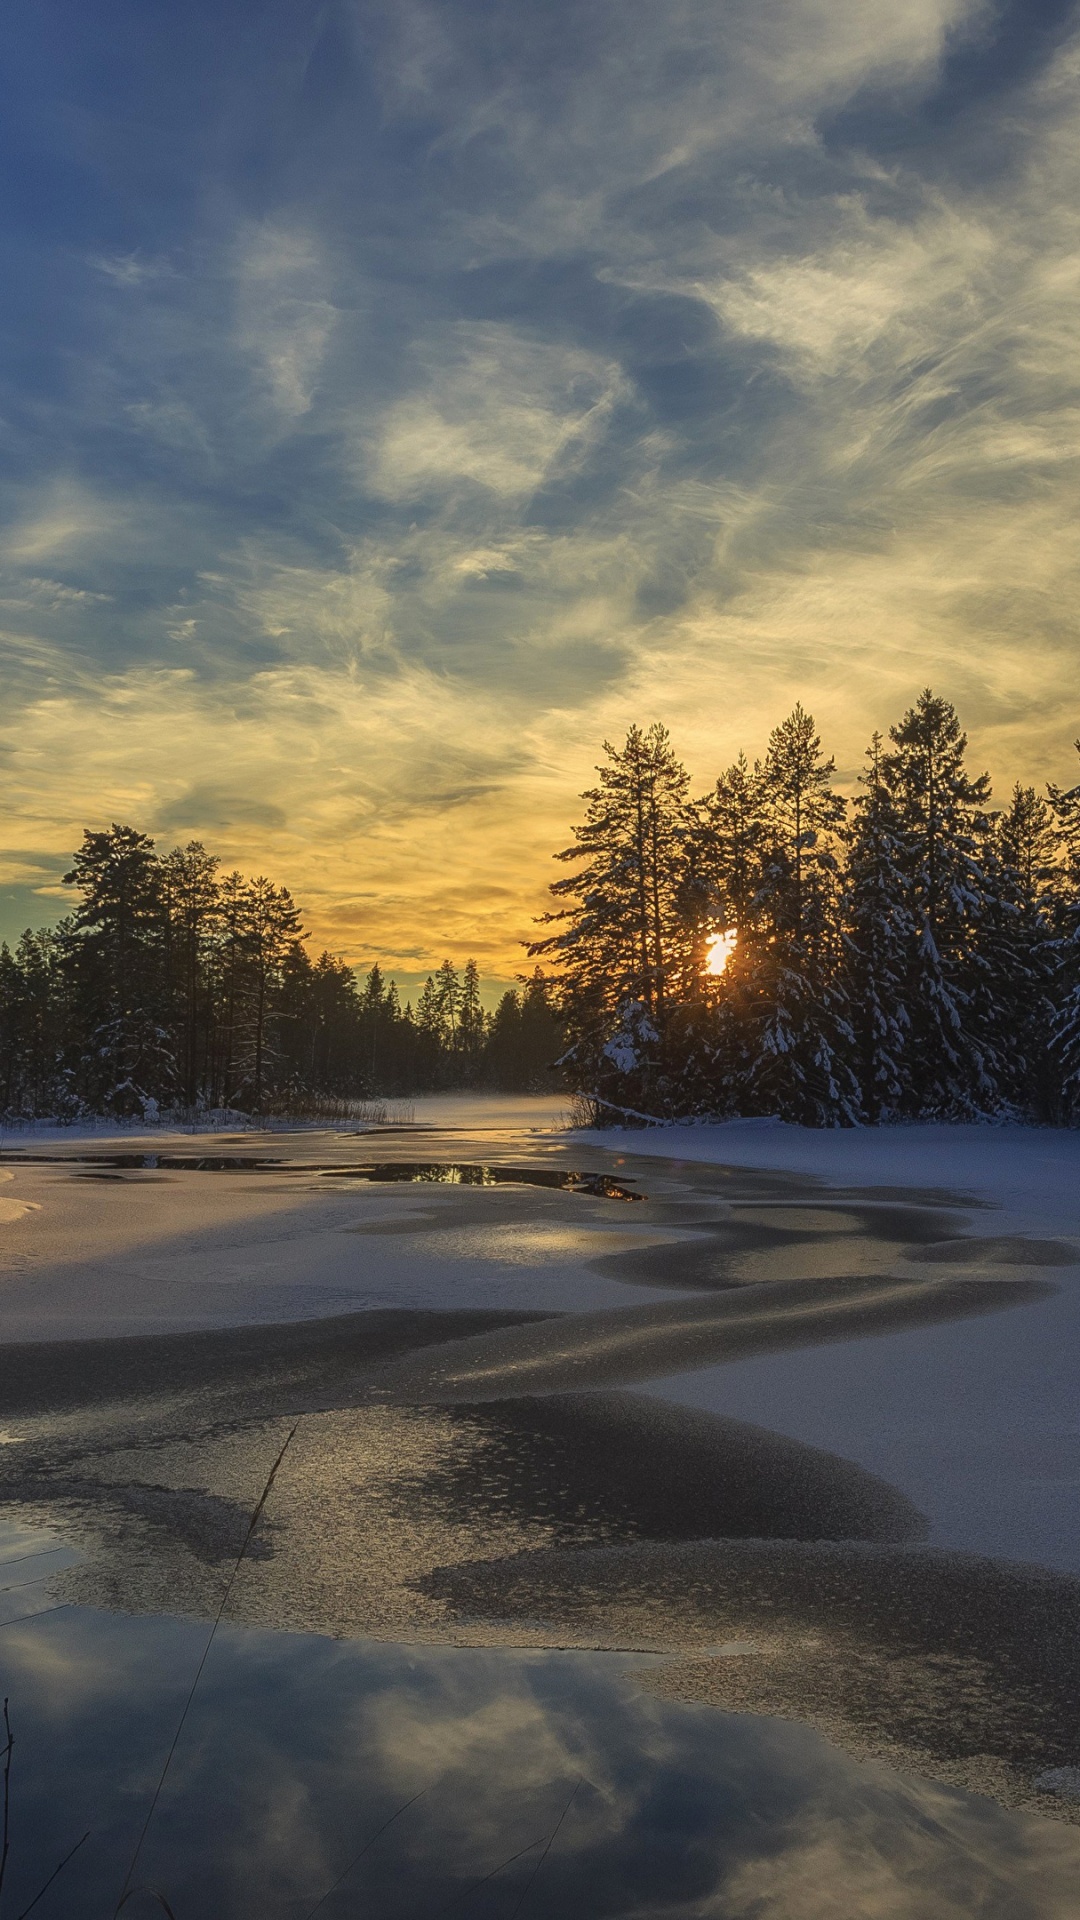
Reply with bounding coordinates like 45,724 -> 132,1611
532,689 -> 1080,1128
4,687 -> 1080,1127
0,830 -> 562,1118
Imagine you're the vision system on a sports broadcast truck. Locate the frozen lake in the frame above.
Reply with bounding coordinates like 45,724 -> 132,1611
2,1099 -> 1080,1914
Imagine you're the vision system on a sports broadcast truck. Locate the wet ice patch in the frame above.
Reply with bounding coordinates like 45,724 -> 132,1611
1035,1767 -> 1080,1800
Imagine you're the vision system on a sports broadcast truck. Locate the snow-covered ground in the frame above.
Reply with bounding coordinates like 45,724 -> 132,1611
581,1118 -> 1080,1239
582,1122 -> 1080,1576
0,1092 -> 570,1149
3,1105 -> 1080,1577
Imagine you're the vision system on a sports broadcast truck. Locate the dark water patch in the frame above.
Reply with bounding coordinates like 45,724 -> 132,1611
322,1163 -> 645,1200
0,1151 -> 645,1199
1,1597 -> 1074,1918
428,1393 -> 925,1546
364,1273 -> 1053,1402
72,1170 -> 178,1183
423,1536 -> 1080,1817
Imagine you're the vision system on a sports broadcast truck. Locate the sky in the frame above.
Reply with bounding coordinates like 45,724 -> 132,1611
1,0 -> 1079,986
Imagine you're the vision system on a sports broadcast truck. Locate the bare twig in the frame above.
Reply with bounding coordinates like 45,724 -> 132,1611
14,1830 -> 90,1920
1,1698 -> 12,1909
0,1551 -> 67,1576
425,1837 -> 548,1919
111,1418 -> 300,1915
505,1779 -> 580,1920
0,1609 -> 68,1637
114,1885 -> 179,1918
301,1788 -> 429,1918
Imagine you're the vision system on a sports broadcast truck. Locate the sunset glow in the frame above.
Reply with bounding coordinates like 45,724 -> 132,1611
1,2 -> 1078,979
705,930 -> 738,978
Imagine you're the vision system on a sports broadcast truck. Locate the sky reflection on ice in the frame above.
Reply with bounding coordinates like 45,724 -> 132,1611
1,1572 -> 1078,1919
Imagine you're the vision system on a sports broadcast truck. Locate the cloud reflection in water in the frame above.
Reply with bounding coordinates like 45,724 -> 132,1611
1,1598 -> 1078,1919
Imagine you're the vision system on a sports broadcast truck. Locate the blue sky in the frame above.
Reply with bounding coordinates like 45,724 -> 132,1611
1,0 -> 1078,975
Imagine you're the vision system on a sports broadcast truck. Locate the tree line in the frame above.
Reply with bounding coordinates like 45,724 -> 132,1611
0,825 -> 563,1118
531,690 -> 1080,1126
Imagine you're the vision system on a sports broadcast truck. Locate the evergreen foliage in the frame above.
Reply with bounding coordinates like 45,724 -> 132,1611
533,693 -> 1080,1126
0,826 -> 564,1118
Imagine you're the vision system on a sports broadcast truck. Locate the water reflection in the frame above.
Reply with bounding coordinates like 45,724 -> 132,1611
2,1585 -> 1078,1919
0,1153 -> 644,1200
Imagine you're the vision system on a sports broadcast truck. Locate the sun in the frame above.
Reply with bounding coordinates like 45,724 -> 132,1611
705,929 -> 737,977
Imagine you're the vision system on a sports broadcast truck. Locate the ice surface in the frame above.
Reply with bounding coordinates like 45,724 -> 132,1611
585,1121 -> 1080,1574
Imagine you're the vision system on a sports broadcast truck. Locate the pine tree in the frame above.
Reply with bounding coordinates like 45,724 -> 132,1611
1049,748 -> 1080,1119
984,785 -> 1060,1116
159,841 -> 220,1108
880,690 -> 998,1117
434,960 -> 462,1046
60,824 -> 172,1116
232,879 -> 305,1110
697,753 -> 766,933
740,707 -> 857,1126
531,723 -> 691,1102
0,929 -> 73,1117
844,735 -> 912,1121
458,959 -> 486,1079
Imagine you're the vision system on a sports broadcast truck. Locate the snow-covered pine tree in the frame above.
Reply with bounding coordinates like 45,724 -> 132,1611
670,752 -> 767,1116
880,690 -> 999,1118
228,878 -> 305,1111
0,928 -> 74,1118
983,785 -> 1061,1117
843,734 -> 912,1121
159,841 -> 221,1109
740,705 -> 858,1126
60,824 -> 173,1116
530,723 -> 692,1112
1049,747 -> 1080,1120
689,752 -> 766,939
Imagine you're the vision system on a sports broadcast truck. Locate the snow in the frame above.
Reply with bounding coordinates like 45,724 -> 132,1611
0,1092 -> 570,1148
581,1121 -> 1080,1576
579,1119 -> 1080,1239
3,1104 -> 1080,1578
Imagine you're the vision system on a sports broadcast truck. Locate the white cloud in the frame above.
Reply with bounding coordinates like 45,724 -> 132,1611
233,224 -> 338,420
368,323 -> 628,500
1,484 -> 124,566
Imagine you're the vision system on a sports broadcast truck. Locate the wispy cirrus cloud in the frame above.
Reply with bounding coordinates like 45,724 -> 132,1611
0,0 -> 1077,968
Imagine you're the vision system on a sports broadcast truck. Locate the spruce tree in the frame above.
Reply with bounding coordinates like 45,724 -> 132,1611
985,785 -> 1060,1116
844,735 -> 912,1120
159,842 -> 220,1108
1049,748 -> 1080,1119
531,723 -> 691,1104
740,706 -> 857,1126
880,690 -> 998,1117
458,959 -> 486,1079
60,824 -> 172,1115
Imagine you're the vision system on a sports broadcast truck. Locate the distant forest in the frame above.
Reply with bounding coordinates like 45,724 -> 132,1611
533,690 -> 1080,1127
7,687 -> 1080,1129
0,828 -> 563,1119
